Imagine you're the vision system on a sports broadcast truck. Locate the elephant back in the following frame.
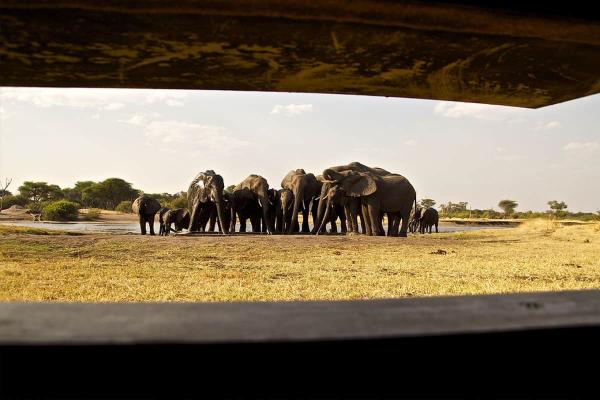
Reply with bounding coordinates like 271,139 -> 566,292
132,196 -> 161,215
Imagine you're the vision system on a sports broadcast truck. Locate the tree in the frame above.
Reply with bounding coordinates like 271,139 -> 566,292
0,177 -> 12,211
420,198 -> 436,209
18,181 -> 63,205
498,200 -> 518,216
82,178 -> 139,210
225,185 -> 236,193
548,200 -> 568,218
63,181 -> 96,206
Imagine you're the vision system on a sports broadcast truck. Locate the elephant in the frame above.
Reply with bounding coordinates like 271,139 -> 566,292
158,207 -> 170,236
163,208 -> 191,235
318,169 -> 417,237
132,195 -> 161,235
274,188 -> 294,233
234,175 -> 274,234
187,170 -> 228,234
281,169 -> 320,233
228,187 -> 263,233
419,207 -> 439,234
313,162 -> 393,234
409,207 -> 422,233
312,176 -> 347,234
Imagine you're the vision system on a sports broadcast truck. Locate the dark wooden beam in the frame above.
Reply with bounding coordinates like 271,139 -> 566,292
1,290 -> 599,344
2,1 -> 599,107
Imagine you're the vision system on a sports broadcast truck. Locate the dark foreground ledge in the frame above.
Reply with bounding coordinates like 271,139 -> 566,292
1,290 -> 600,344
1,291 -> 600,398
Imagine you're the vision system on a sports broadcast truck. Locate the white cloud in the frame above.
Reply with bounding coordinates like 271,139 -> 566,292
404,139 -> 417,146
0,87 -> 187,110
563,142 -> 599,152
496,147 -> 505,152
119,112 -> 161,126
271,104 -> 313,116
91,113 -> 100,120
165,99 -> 184,107
120,113 -> 249,153
103,102 -> 125,111
434,101 -> 518,121
0,106 -> 8,121
535,121 -> 561,131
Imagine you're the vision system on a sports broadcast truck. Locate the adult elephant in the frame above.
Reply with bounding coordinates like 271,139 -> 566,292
312,175 -> 347,234
419,207 -> 439,234
132,195 -> 161,235
313,162 -> 393,234
318,169 -> 416,237
281,169 -> 320,233
274,189 -> 294,233
187,170 -> 228,234
229,187 -> 263,233
163,208 -> 190,235
234,175 -> 274,234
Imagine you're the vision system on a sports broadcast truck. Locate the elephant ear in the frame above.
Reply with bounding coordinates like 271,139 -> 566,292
341,173 -> 377,197
323,168 -> 343,181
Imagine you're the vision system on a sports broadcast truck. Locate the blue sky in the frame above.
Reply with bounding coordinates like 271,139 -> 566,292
0,87 -> 598,212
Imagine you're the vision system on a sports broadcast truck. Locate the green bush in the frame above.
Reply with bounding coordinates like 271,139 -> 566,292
115,200 -> 133,213
42,200 -> 80,221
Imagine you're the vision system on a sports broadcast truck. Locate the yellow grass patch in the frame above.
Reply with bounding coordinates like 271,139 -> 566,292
0,221 -> 599,302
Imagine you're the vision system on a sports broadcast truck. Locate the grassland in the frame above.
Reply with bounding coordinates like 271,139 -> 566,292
1,220 -> 599,302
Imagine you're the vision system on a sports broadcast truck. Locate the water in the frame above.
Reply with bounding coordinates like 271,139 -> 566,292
1,220 -> 510,234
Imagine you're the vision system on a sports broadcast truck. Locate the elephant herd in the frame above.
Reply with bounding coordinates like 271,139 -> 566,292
133,161 -> 440,237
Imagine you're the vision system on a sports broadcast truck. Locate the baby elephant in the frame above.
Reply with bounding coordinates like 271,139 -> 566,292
158,207 -> 170,236
163,208 -> 191,235
419,207 -> 439,234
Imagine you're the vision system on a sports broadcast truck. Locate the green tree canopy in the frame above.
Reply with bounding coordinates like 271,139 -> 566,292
420,198 -> 436,209
224,185 -> 236,193
82,178 -> 139,210
498,199 -> 518,215
18,181 -> 63,205
548,200 -> 568,218
548,200 -> 568,212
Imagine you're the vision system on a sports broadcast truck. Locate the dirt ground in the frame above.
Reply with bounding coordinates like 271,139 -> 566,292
1,220 -> 599,302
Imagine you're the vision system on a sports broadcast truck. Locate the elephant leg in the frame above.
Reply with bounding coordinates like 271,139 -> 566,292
275,208 -> 283,233
301,200 -> 310,233
139,216 -> 147,235
338,206 -> 347,234
368,204 -> 385,236
208,211 -> 216,232
363,199 -> 385,236
435,223 -> 439,233
239,214 -> 247,232
399,211 -> 410,238
148,214 -> 156,236
361,203 -> 373,236
343,205 -> 354,233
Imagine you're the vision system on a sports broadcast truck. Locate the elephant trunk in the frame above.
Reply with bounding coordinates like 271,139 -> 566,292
282,202 -> 290,232
188,203 -> 199,231
311,183 -> 330,234
316,196 -> 333,235
229,205 -> 236,233
258,194 -> 273,234
214,193 -> 228,234
288,186 -> 303,234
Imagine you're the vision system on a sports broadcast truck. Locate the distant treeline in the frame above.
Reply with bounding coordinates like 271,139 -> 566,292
0,178 -> 187,214
0,179 -> 598,222
420,199 -> 599,221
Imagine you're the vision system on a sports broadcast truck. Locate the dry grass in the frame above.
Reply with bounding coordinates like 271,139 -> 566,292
1,220 -> 599,302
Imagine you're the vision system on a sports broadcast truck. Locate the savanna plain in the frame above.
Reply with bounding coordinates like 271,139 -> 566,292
1,220 -> 599,302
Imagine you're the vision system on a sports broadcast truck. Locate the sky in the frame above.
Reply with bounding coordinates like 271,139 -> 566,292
0,87 -> 598,212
